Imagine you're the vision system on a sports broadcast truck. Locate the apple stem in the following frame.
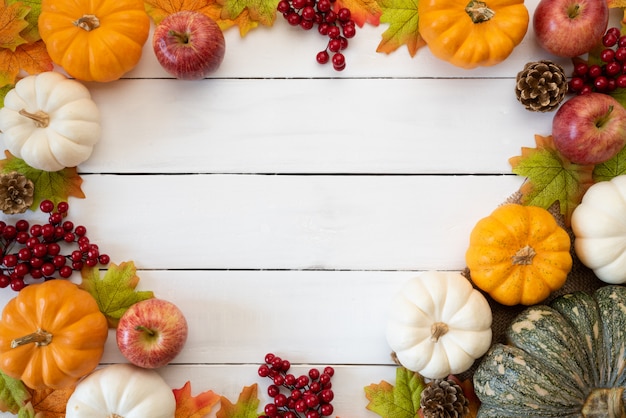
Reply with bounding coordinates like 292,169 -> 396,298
135,325 -> 156,336
73,14 -> 100,31
465,0 -> 495,23
18,109 -> 50,128
597,105 -> 615,128
168,30 -> 191,45
10,328 -> 53,348
568,4 -> 580,19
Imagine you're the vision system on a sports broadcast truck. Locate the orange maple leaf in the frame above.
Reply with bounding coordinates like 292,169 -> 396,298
174,381 -> 221,418
0,40 -> 53,87
144,0 -> 219,24
0,1 -> 29,51
27,386 -> 75,418
335,0 -> 381,27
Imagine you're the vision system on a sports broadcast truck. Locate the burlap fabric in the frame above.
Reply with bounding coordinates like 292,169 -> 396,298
459,190 -> 611,381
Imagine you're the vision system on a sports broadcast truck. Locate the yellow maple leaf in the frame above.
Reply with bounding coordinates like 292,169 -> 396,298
376,0 -> 425,56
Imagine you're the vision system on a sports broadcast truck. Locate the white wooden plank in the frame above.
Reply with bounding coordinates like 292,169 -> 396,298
72,78 -> 553,174
35,173 -> 524,271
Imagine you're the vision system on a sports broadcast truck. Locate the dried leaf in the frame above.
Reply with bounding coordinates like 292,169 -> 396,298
216,384 -> 260,418
509,134 -> 595,225
7,0 -> 43,43
27,386 -> 74,418
364,367 -> 424,418
0,1 -> 29,51
0,40 -> 53,88
376,0 -> 424,56
174,381 -> 221,418
0,151 -> 85,210
144,0 -> 218,24
336,0 -> 381,26
218,0 -> 278,28
79,260 -> 154,328
608,0 -> 626,8
0,370 -> 30,414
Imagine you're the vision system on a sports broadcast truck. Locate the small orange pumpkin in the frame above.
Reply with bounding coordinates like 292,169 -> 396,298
418,0 -> 529,69
465,203 -> 572,306
0,280 -> 108,389
38,0 -> 150,82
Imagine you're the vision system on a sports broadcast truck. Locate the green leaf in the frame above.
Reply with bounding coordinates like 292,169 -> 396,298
376,0 -> 425,56
593,144 -> 626,182
7,0 -> 42,43
79,261 -> 154,328
216,384 -> 260,418
508,134 -> 595,225
0,370 -> 30,414
0,83 -> 13,107
0,151 -> 85,209
364,367 -> 425,418
218,0 -> 278,27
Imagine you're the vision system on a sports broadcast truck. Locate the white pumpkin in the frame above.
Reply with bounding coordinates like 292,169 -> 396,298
65,363 -> 176,418
571,175 -> 626,284
0,71 -> 100,172
386,271 -> 492,379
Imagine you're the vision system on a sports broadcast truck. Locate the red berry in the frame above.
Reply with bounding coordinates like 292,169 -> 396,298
10,278 -> 25,291
59,265 -> 73,278
601,48 -> 616,63
594,75 -> 609,91
320,403 -> 334,416
603,32 -> 619,47
56,201 -> 69,213
606,61 -> 622,76
316,50 -> 330,64
268,384 -> 280,397
0,275 -> 10,288
39,200 -> 54,213
337,7 -> 351,21
277,0 -> 291,13
617,74 -> 626,88
259,364 -> 271,377
98,254 -> 111,265
332,52 -> 345,67
328,38 -> 341,52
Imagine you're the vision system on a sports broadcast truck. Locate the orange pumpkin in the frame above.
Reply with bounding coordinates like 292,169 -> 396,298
465,203 -> 572,306
38,0 -> 150,82
0,280 -> 108,389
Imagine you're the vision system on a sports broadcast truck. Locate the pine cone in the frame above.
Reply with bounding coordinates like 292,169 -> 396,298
515,60 -> 568,112
0,172 -> 34,214
420,378 -> 470,418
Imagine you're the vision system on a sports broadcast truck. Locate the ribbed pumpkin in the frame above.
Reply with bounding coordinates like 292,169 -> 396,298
418,0 -> 529,69
38,0 -> 150,82
474,285 -> 626,417
465,203 -> 572,306
0,280 -> 108,389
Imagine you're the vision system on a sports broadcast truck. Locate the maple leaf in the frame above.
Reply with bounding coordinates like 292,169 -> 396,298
0,151 -> 85,210
216,384 -> 260,418
364,367 -> 425,418
0,370 -> 30,414
0,40 -> 53,87
376,0 -> 424,56
593,144 -> 626,182
336,0 -> 381,26
0,1 -> 29,51
218,0 -> 278,28
144,0 -> 218,25
7,0 -> 43,43
79,261 -> 154,328
174,381 -> 221,418
26,386 -> 74,418
509,134 -> 595,225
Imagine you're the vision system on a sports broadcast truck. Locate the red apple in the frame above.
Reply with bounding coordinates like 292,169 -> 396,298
116,298 -> 188,368
153,10 -> 226,80
533,0 -> 609,57
552,93 -> 626,165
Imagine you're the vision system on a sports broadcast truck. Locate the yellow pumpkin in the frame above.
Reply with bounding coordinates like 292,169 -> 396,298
38,0 -> 150,82
0,280 -> 108,389
465,203 -> 572,306
418,0 -> 529,69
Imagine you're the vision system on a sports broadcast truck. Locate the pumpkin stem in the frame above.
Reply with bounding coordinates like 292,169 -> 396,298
108,414 -> 124,418
73,14 -> 100,31
582,387 -> 626,418
11,329 -> 53,348
465,0 -> 495,23
18,109 -> 49,128
512,245 -> 536,265
430,322 -> 449,342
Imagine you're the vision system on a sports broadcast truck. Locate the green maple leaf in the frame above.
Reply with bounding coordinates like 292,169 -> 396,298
218,0 -> 278,27
7,0 -> 42,43
593,144 -> 626,182
0,370 -> 30,414
79,261 -> 154,328
216,384 -> 260,418
364,367 -> 425,418
0,151 -> 85,210
509,134 -> 595,225
376,0 -> 425,56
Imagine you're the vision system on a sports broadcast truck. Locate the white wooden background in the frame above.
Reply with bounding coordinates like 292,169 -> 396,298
0,0 -> 605,415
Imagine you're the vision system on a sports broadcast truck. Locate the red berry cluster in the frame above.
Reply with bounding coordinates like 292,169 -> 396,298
258,353 -> 335,418
0,200 -> 110,291
570,27 -> 626,94
277,0 -> 356,71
